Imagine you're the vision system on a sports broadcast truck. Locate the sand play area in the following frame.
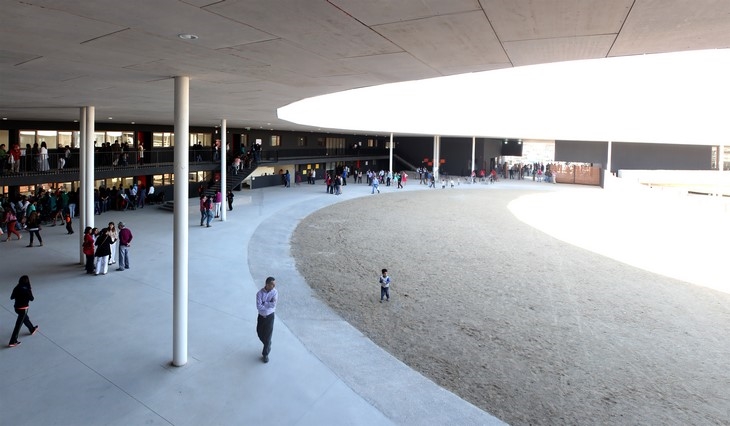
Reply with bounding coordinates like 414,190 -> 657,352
292,184 -> 730,425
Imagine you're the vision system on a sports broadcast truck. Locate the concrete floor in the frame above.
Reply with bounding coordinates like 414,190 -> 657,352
0,179 -> 506,426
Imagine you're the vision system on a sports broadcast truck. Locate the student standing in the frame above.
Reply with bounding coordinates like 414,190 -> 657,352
94,228 -> 112,275
8,275 -> 39,347
106,222 -> 118,265
116,222 -> 133,270
379,268 -> 391,302
82,227 -> 96,274
256,277 -> 278,363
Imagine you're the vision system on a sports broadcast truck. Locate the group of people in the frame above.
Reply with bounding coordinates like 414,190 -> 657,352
1,189 -> 76,244
82,221 -> 133,275
94,183 -> 153,214
199,190 -> 224,226
95,139 -> 143,167
0,141 -> 52,173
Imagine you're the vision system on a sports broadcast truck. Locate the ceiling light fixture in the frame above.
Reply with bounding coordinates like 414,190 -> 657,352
178,33 -> 199,40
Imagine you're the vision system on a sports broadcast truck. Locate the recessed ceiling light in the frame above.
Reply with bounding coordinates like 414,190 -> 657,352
2,117 -> 7,120
131,122 -> 135,124
178,33 -> 199,40
108,117 -> 113,120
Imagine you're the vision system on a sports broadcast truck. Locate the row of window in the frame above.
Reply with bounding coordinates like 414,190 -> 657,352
0,130 -> 212,150
5,171 -> 216,197
1,130 -> 380,151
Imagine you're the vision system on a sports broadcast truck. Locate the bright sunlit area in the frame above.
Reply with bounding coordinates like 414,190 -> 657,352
279,49 -> 730,145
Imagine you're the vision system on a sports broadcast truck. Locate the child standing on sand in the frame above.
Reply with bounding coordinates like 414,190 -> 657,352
379,268 -> 391,302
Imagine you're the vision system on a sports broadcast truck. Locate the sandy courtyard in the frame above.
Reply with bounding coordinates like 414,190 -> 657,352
292,184 -> 730,425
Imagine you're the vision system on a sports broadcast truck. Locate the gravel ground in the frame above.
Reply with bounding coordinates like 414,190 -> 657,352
292,186 -> 730,425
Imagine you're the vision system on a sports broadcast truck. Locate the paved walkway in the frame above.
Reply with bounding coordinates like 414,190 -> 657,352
0,179 -> 509,425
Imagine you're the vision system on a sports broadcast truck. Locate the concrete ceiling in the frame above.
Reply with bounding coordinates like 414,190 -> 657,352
2,0 -> 729,134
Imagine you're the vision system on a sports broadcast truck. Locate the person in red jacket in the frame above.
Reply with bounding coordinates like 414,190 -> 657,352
82,226 -> 96,274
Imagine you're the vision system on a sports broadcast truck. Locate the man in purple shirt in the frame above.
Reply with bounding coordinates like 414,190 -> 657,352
116,221 -> 133,271
256,277 -> 278,363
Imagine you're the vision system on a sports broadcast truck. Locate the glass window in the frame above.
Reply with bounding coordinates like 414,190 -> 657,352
92,132 -> 105,146
37,130 -> 58,149
58,131 -> 77,148
123,132 -> 134,146
271,135 -> 281,147
297,137 -> 306,147
20,130 -> 35,147
153,132 -> 174,148
0,130 -> 9,146
190,133 -> 211,147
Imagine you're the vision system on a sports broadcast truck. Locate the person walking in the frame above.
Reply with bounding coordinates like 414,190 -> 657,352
25,211 -> 43,247
371,176 -> 380,194
3,208 -> 21,241
226,190 -> 234,211
256,276 -> 278,363
64,212 -> 74,235
8,275 -> 39,347
379,268 -> 391,302
116,221 -> 133,270
204,195 -> 214,227
94,228 -> 112,275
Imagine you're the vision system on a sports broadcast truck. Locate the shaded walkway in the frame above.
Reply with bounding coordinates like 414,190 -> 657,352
0,180 -> 503,425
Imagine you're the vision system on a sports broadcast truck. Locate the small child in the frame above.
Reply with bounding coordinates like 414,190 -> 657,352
65,213 -> 74,235
379,268 -> 391,302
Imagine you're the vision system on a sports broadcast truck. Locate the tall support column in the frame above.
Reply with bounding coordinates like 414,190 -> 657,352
606,140 -> 613,175
433,135 -> 441,180
220,119 -> 227,221
719,144 -> 724,172
85,107 -> 95,231
173,76 -> 190,367
389,133 -> 394,174
471,137 -> 476,174
79,108 -> 87,264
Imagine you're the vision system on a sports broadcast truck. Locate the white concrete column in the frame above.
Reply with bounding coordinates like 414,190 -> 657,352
606,140 -> 613,174
173,76 -> 190,367
433,135 -> 440,180
389,133 -> 394,174
79,108 -> 87,264
85,107 -> 95,231
719,144 -> 724,172
220,119 -> 227,221
471,137 -> 476,174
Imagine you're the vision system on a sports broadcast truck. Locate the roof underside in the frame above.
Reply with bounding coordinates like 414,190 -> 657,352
1,0 -> 729,135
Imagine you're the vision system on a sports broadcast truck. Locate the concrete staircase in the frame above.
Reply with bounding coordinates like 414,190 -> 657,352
159,165 -> 255,211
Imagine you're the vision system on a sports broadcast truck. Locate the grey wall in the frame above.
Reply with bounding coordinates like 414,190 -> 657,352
611,142 -> 711,172
555,140 -> 607,166
556,140 -> 711,172
394,136 -> 503,174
